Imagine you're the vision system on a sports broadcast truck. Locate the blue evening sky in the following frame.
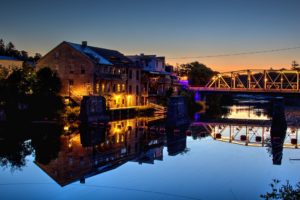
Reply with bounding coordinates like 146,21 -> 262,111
1,0 -> 300,71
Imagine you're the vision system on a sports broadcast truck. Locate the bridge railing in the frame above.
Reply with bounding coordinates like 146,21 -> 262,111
191,69 -> 300,92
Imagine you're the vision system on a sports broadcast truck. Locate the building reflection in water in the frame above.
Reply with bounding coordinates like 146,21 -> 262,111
35,117 -> 188,187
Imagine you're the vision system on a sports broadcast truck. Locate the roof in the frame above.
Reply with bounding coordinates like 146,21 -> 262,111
66,42 -> 134,66
0,56 -> 21,61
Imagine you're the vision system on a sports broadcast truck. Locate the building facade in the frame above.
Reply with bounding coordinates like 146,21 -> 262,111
36,41 -> 142,108
127,54 -> 179,104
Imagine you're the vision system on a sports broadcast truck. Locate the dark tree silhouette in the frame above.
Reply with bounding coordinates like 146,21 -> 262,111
178,62 -> 217,86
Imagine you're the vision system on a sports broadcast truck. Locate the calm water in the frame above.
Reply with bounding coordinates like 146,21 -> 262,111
1,101 -> 300,200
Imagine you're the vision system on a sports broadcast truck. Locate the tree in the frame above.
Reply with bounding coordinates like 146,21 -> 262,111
261,179 -> 300,199
5,42 -> 16,57
20,50 -> 28,60
291,60 -> 299,70
33,53 -> 42,62
30,67 -> 63,120
0,39 -> 5,55
179,61 -> 217,86
33,67 -> 61,96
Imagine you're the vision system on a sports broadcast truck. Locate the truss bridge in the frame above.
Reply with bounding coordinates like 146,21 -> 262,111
190,69 -> 300,94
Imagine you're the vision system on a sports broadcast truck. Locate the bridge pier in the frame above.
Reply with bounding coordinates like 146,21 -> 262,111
195,90 -> 206,102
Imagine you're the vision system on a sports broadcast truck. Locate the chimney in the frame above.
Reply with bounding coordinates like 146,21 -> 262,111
81,41 -> 87,48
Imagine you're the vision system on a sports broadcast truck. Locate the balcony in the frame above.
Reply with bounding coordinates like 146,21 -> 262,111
95,72 -> 127,81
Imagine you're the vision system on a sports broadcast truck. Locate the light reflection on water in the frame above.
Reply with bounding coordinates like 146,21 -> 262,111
223,105 -> 270,120
0,104 -> 300,200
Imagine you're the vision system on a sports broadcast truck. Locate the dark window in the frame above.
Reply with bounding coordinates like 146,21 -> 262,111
129,85 -> 132,94
136,85 -> 139,95
69,65 -> 74,74
81,66 -> 85,74
69,79 -> 74,85
55,52 -> 59,58
113,84 -> 116,92
129,70 -> 132,79
136,70 -> 139,80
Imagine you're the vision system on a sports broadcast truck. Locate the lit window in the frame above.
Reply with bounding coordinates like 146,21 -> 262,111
96,83 -> 100,93
122,84 -> 125,92
102,84 -> 105,92
117,84 -> 121,92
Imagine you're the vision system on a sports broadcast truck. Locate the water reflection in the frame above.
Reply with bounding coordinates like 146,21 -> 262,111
0,124 -> 61,170
35,117 -> 189,187
1,97 -> 300,191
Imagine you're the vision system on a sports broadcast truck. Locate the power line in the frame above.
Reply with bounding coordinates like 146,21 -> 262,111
167,46 -> 300,59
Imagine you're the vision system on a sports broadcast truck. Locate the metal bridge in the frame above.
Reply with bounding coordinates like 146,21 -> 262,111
190,121 -> 299,148
190,69 -> 300,94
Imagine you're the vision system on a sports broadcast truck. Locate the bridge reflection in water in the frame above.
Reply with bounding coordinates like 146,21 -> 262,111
190,121 -> 298,149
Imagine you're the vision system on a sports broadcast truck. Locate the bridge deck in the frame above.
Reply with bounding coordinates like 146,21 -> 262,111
189,87 -> 300,94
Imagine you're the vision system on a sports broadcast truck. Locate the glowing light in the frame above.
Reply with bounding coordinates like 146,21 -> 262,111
115,95 -> 120,100
180,76 -> 188,81
64,125 -> 69,131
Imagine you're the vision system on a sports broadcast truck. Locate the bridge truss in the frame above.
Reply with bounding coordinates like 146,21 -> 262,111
204,70 -> 300,92
191,122 -> 299,148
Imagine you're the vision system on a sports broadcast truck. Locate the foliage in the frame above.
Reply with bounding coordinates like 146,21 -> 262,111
33,67 -> 62,96
0,67 -> 64,121
0,38 -> 41,62
261,179 -> 300,199
178,61 -> 217,86
291,60 -> 299,70
0,140 -> 33,172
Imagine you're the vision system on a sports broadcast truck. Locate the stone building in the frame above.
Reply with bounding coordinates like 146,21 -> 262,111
36,41 -> 142,108
127,54 -> 180,104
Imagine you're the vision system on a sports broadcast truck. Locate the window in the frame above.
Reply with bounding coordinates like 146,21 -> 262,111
117,84 -> 121,92
136,85 -> 139,95
69,79 -> 74,85
96,83 -> 100,93
81,65 -> 85,74
129,85 -> 132,94
54,64 -> 59,72
69,65 -> 74,74
121,84 -> 125,92
136,70 -> 139,80
101,84 -> 105,92
55,52 -> 59,58
129,70 -> 132,79
113,84 -> 116,92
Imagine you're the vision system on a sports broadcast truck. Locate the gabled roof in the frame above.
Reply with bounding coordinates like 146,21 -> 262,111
66,42 -> 134,66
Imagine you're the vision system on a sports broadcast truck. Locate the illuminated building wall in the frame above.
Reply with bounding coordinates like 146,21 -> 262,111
36,41 -> 142,108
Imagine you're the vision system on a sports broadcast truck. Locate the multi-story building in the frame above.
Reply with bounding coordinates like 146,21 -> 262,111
127,54 -> 179,104
36,41 -> 142,108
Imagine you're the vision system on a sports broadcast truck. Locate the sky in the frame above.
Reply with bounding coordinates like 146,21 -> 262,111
1,0 -> 300,72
